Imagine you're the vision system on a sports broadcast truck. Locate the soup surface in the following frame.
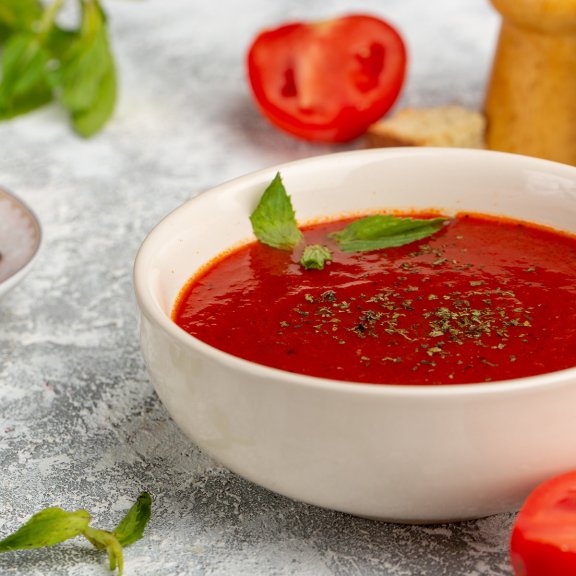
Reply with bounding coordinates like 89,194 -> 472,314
173,213 -> 576,385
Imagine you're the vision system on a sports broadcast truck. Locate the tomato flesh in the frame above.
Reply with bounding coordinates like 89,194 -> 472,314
511,472 -> 576,576
247,14 -> 407,142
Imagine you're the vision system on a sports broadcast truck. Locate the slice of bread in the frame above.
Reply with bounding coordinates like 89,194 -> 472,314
365,105 -> 486,149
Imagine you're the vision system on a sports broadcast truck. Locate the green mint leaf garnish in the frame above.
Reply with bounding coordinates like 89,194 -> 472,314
250,175 -> 450,269
329,215 -> 447,252
82,492 -> 152,575
47,0 -> 117,137
112,492 -> 152,547
0,0 -> 118,136
0,508 -> 91,551
0,0 -> 43,35
0,33 -> 53,120
83,527 -> 125,575
45,24 -> 80,59
250,172 -> 304,250
70,61 -> 117,137
300,244 -> 332,270
0,492 -> 151,575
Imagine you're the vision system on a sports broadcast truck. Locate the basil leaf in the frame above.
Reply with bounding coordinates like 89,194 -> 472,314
329,215 -> 447,252
54,4 -> 111,112
300,244 -> 332,270
0,32 -> 53,120
250,172 -> 304,250
83,527 -> 124,574
46,25 -> 80,60
48,0 -> 117,137
0,492 -> 151,574
112,492 -> 152,547
0,508 -> 91,552
72,61 -> 117,137
0,0 -> 43,35
0,0 -> 118,136
84,492 -> 151,575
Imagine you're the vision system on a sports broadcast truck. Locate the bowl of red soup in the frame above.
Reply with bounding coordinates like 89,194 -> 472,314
134,148 -> 576,523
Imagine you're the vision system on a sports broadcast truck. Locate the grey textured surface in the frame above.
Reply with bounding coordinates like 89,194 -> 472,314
0,1 -> 517,574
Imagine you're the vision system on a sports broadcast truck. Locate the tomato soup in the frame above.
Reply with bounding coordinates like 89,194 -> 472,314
172,213 -> 576,385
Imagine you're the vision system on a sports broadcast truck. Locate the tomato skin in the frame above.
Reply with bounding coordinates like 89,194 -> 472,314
246,14 -> 407,143
510,471 -> 576,576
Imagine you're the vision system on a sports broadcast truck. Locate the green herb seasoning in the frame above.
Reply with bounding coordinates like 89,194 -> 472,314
175,179 -> 576,385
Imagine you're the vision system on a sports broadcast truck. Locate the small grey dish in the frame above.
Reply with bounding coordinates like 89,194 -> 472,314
0,187 -> 42,300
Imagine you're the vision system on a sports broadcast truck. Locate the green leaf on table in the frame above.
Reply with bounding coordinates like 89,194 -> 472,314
250,172 -> 304,250
112,492 -> 152,547
0,492 -> 151,574
83,492 -> 152,575
82,492 -> 152,575
48,0 -> 117,137
329,214 -> 448,252
83,527 -> 125,575
45,25 -> 80,61
0,508 -> 91,552
0,32 -> 53,120
0,0 -> 43,36
0,0 -> 119,136
71,60 -> 117,137
300,244 -> 332,270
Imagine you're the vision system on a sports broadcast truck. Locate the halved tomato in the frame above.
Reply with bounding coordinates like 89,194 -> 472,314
246,14 -> 407,143
510,471 -> 576,576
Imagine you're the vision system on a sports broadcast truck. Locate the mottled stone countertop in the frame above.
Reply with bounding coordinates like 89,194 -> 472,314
0,1 -> 518,574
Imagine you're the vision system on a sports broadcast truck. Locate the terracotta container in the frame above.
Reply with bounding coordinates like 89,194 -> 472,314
485,0 -> 576,165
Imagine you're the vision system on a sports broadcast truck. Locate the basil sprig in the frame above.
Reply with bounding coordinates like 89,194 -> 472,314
249,173 -> 449,270
0,0 -> 117,137
329,214 -> 447,252
300,244 -> 332,270
0,492 -> 152,575
0,0 -> 43,34
249,173 -> 303,250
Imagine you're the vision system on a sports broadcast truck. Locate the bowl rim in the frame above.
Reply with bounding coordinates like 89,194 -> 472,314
0,186 -> 43,297
134,147 -> 576,398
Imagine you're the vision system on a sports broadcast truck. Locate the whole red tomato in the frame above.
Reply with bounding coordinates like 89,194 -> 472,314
510,471 -> 576,576
246,14 -> 407,143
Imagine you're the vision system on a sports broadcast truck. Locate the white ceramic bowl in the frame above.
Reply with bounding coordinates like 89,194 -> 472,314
134,148 -> 576,523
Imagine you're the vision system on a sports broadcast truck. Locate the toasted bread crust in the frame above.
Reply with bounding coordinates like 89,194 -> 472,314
366,106 -> 486,149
